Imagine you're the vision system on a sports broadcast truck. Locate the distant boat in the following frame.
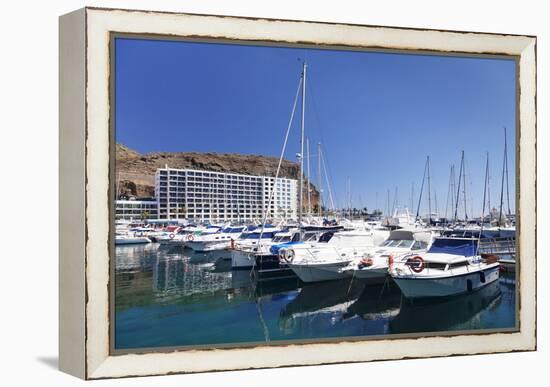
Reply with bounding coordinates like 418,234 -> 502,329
115,233 -> 151,245
186,226 -> 246,252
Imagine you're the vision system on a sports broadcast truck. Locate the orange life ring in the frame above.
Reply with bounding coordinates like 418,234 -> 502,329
169,233 -> 175,239
187,234 -> 194,241
409,256 -> 425,273
359,257 -> 374,267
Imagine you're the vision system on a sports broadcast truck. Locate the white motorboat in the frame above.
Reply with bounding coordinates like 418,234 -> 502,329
341,229 -> 434,282
185,226 -> 247,252
283,228 -> 390,282
157,225 -> 205,246
115,232 -> 151,245
390,237 -> 500,298
230,227 -> 281,269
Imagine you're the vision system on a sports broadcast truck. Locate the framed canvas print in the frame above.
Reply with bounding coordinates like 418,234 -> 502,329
59,7 -> 537,379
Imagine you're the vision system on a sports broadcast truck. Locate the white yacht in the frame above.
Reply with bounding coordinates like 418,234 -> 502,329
390,237 -> 500,298
185,226 -> 247,252
283,228 -> 389,282
341,229 -> 434,282
157,225 -> 204,246
230,227 -> 281,269
115,232 -> 151,245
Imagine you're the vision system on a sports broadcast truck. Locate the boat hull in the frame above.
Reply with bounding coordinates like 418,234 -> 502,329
115,237 -> 151,245
253,254 -> 296,281
186,240 -> 231,252
393,264 -> 500,298
352,267 -> 389,283
289,261 -> 352,283
231,249 -> 256,269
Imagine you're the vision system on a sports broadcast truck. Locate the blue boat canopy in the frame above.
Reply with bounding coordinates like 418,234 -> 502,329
428,238 -> 477,256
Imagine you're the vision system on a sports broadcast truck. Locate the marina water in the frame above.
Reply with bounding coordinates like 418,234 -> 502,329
115,244 -> 516,350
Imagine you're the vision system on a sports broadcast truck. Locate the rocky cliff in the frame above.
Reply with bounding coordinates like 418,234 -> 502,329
116,144 -> 319,205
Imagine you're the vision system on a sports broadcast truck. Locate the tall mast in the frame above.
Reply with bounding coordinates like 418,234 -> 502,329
462,152 -> 468,221
317,142 -> 322,217
482,152 -> 489,221
415,156 -> 428,221
306,137 -> 311,215
498,129 -> 506,228
410,182 -> 414,212
298,61 -> 307,223
487,156 -> 491,216
387,188 -> 390,218
450,165 -> 455,221
393,186 -> 398,215
348,176 -> 352,219
434,191 -> 438,220
445,165 -> 454,221
504,127 -> 511,216
427,156 -> 432,225
454,152 -> 464,222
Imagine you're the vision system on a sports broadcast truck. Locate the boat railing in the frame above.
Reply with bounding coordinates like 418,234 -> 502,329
478,237 -> 516,261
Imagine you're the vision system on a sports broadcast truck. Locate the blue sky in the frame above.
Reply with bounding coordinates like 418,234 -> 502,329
115,37 -> 516,217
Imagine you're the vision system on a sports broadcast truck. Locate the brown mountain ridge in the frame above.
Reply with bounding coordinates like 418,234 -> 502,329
116,143 -> 319,204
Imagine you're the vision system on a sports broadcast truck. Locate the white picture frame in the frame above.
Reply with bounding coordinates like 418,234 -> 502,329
59,7 -> 536,379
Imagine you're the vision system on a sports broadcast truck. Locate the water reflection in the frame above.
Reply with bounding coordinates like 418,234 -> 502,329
345,282 -> 402,321
390,280 -> 505,333
115,244 -> 516,349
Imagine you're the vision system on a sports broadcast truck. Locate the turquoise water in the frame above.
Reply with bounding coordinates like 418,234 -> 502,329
114,244 -> 516,350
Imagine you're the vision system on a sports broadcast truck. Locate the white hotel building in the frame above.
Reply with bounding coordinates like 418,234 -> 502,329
115,199 -> 159,221
155,167 -> 298,222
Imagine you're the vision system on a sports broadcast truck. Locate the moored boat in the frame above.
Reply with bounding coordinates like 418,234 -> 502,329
390,237 -> 500,298
115,233 -> 151,245
283,228 -> 389,282
186,226 -> 246,252
230,227 -> 281,269
341,229 -> 434,282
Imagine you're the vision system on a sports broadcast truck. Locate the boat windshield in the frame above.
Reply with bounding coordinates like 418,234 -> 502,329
318,232 -> 334,243
247,232 -> 276,239
381,239 -> 414,248
222,227 -> 244,233
428,238 -> 477,256
303,233 -> 318,242
273,235 -> 291,243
